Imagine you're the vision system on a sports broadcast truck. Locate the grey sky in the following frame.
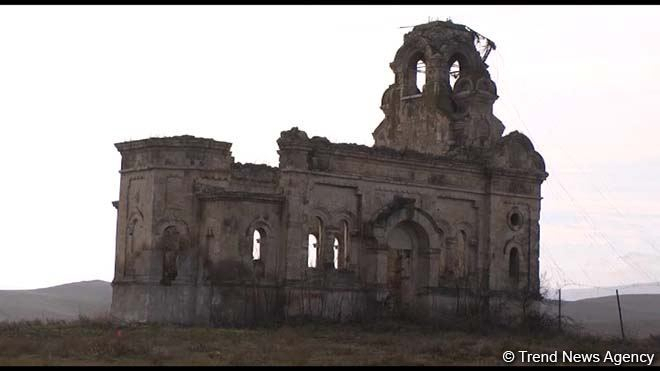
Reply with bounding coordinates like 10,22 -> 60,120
1,5 -> 658,290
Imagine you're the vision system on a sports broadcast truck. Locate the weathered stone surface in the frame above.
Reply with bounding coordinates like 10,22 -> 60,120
373,21 -> 504,156
111,20 -> 548,326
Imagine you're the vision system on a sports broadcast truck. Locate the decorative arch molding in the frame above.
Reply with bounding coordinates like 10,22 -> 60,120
393,41 -> 433,72
445,47 -> 479,74
244,216 -> 273,239
502,235 -> 526,259
307,206 -> 331,229
502,236 -> 529,286
126,208 -> 144,227
331,210 -> 357,233
370,199 -> 446,251
371,198 -> 449,233
154,218 -> 191,250
428,212 -> 453,242
453,221 -> 478,246
395,42 -> 434,97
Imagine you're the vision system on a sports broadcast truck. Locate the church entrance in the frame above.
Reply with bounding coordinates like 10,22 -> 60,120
385,221 -> 429,315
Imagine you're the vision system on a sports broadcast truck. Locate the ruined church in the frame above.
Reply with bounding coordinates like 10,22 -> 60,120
110,20 -> 547,325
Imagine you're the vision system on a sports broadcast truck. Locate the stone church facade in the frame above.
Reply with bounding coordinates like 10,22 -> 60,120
110,21 -> 547,325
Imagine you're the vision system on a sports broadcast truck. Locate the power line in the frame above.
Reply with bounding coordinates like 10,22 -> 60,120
493,49 -> 660,256
492,48 -> 660,285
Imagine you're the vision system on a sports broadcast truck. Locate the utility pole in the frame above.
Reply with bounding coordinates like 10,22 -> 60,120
616,289 -> 625,341
558,288 -> 562,332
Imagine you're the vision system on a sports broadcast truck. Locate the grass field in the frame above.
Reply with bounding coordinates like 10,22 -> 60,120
0,317 -> 658,366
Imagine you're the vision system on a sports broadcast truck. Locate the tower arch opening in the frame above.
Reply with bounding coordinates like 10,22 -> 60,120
448,53 -> 467,91
405,52 -> 426,96
416,59 -> 426,93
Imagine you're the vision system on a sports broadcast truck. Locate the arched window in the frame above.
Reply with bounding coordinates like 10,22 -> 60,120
416,59 -> 426,93
333,237 -> 340,269
252,229 -> 262,261
449,57 -> 461,90
405,52 -> 426,96
308,216 -> 323,269
308,234 -> 318,268
509,247 -> 520,283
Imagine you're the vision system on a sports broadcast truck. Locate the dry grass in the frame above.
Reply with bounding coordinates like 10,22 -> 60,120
0,316 -> 658,366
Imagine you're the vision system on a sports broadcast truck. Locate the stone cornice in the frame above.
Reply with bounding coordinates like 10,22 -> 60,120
281,169 -> 542,201
279,131 -> 547,183
115,135 -> 232,153
197,190 -> 284,204
309,139 -> 489,170
487,167 -> 549,182
119,166 -> 230,174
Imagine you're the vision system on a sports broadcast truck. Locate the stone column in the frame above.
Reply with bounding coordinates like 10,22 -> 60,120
321,228 -> 338,271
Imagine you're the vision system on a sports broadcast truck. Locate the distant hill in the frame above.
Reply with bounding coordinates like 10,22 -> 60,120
0,280 -> 112,322
541,294 -> 660,339
547,282 -> 660,301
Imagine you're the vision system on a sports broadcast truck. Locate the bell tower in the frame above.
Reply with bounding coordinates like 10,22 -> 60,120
373,20 -> 505,156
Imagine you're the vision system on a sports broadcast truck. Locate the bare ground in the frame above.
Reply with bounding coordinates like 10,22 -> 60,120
0,317 -> 658,366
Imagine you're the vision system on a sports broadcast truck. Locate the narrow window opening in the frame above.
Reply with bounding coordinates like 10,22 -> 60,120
416,59 -> 426,93
308,234 -> 318,268
449,58 -> 461,90
252,229 -> 261,261
333,237 -> 340,270
308,216 -> 323,269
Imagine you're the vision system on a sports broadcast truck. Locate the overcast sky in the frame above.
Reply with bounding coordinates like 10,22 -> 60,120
1,5 -> 659,291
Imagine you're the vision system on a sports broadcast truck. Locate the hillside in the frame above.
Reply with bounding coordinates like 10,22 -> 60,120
544,294 -> 660,339
0,280 -> 111,322
549,282 -> 660,301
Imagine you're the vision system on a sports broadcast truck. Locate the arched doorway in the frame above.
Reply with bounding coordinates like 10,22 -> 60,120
385,220 -> 430,314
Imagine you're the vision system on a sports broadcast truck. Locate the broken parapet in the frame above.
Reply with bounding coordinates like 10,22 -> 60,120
115,135 -> 234,172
